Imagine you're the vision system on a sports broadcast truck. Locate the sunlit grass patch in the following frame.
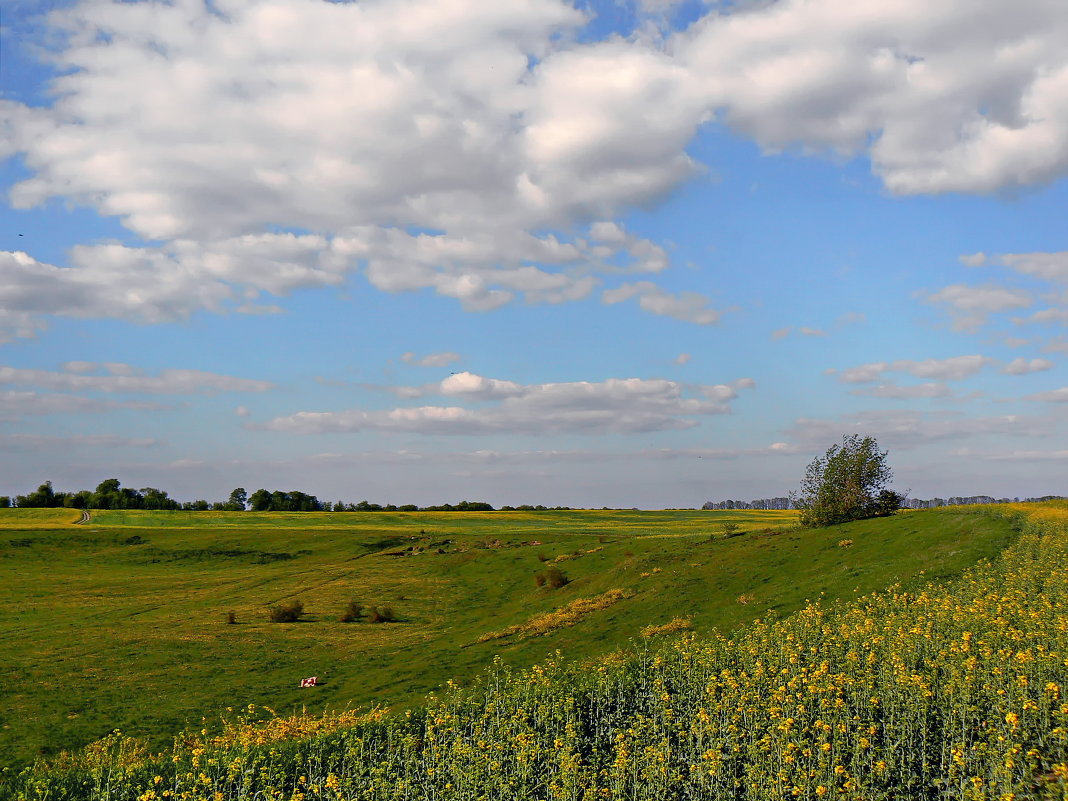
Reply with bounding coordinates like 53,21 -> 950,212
477,588 -> 633,643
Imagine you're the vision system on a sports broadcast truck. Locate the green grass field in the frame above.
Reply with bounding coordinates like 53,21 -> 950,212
0,506 -> 1021,770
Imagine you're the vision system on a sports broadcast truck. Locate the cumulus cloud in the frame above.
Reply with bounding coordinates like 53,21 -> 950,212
0,390 -> 166,421
674,352 -> 691,365
0,433 -> 160,450
850,382 -> 955,399
4,0 -> 1066,336
834,355 -> 996,384
959,252 -> 988,267
1000,251 -> 1068,283
788,409 -> 1056,451
401,351 -> 462,368
262,373 -> 755,435
1025,387 -> 1068,402
677,0 -> 1068,194
1001,357 -> 1055,375
0,363 -> 272,394
602,281 -> 720,324
925,284 -> 1033,330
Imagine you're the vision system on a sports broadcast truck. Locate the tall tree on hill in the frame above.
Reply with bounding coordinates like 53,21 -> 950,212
793,435 -> 899,527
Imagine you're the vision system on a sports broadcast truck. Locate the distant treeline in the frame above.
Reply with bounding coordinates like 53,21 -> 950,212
0,479 -> 573,513
702,494 -> 1065,511
702,497 -> 795,510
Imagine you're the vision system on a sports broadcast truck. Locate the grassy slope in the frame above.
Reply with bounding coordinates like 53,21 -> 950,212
0,506 -> 1019,768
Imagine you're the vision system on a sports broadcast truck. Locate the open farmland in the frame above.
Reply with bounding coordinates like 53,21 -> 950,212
0,505 -> 1025,775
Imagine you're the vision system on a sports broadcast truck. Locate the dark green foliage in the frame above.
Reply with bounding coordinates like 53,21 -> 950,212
534,565 -> 569,589
340,601 -> 363,622
366,606 -> 395,623
719,521 -> 741,538
795,435 -> 896,528
267,600 -> 304,623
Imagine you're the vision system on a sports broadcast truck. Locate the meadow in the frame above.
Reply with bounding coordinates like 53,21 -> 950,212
0,504 -> 1041,799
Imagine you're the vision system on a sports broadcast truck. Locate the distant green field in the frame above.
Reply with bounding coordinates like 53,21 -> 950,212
0,506 -> 1020,769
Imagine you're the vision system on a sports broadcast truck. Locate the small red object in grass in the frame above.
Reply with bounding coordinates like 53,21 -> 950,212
300,676 -> 318,687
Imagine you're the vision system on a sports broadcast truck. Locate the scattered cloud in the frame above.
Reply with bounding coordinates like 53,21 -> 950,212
959,252 -> 987,267
0,363 -> 273,394
924,284 -> 1033,331
850,382 -> 955,399
0,390 -> 166,421
771,327 -> 792,340
235,406 -> 251,418
833,355 -> 996,384
602,282 -> 720,324
1025,387 -> 1068,403
263,373 -> 755,436
401,351 -> 462,368
0,433 -> 160,450
788,409 -> 1057,451
1001,357 -> 1055,375
798,327 -> 826,337
674,352 -> 692,365
1000,251 -> 1068,283
4,0 -> 1064,339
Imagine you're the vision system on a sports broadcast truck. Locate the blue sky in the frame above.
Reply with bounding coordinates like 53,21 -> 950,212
1,0 -> 1066,507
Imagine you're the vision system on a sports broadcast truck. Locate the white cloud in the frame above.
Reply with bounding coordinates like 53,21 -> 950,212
771,327 -> 791,340
1001,357 -> 1055,375
1025,387 -> 1068,402
3,0 -> 1063,339
0,390 -> 166,421
263,373 -> 755,435
1000,251 -> 1068,283
926,284 -> 1032,314
788,409 -> 1057,450
0,363 -> 272,394
674,352 -> 691,365
235,405 -> 251,418
1045,337 -> 1068,355
851,382 -> 954,399
401,351 -> 462,368
0,433 -> 160,450
798,327 -> 826,337
602,281 -> 720,324
678,0 -> 1068,194
960,252 -> 987,267
835,354 -> 996,384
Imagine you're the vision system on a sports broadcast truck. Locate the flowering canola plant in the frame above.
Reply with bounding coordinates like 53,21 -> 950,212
5,503 -> 1067,800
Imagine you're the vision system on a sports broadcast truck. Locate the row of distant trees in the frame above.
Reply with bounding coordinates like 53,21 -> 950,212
0,479 -> 570,512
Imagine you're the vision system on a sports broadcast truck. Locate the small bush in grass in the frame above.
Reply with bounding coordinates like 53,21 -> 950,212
544,565 -> 569,588
267,599 -> 304,623
537,552 -> 550,562
340,601 -> 363,622
225,611 -> 237,624
534,572 -> 547,587
367,606 -> 395,623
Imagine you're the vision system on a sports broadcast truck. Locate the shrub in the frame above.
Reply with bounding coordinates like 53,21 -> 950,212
225,611 -> 237,624
544,565 -> 569,589
719,521 -> 741,539
340,601 -> 363,623
537,552 -> 550,562
367,606 -> 395,623
534,572 -> 547,587
267,600 -> 304,623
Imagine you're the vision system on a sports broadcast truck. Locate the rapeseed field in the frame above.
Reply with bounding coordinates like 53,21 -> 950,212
5,502 -> 1066,799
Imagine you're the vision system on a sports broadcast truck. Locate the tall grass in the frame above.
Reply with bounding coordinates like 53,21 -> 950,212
5,504 -> 1066,800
